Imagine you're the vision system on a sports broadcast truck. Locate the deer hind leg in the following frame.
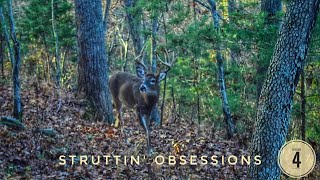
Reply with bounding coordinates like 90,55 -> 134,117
113,99 -> 122,128
114,100 -> 128,143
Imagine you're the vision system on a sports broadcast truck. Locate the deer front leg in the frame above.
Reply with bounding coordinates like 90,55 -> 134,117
137,112 -> 152,156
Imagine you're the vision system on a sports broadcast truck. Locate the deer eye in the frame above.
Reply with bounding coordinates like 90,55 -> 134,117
150,79 -> 156,84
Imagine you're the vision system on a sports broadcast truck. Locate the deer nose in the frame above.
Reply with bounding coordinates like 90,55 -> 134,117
139,84 -> 147,92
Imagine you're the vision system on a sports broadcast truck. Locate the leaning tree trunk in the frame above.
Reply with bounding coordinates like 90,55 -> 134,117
7,0 -> 22,121
207,0 -> 236,139
74,0 -> 114,123
249,0 -> 320,179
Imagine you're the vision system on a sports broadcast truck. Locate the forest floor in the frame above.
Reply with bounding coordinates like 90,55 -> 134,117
0,77 -> 319,179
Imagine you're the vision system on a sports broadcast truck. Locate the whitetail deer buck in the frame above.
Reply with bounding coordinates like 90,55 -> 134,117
109,50 -> 174,156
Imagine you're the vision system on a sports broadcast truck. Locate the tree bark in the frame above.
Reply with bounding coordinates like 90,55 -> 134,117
249,1 -> 320,179
7,0 -> 22,121
74,0 -> 114,123
207,0 -> 236,139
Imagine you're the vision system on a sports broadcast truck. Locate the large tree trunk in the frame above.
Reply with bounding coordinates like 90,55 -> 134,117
74,0 -> 114,123
207,0 -> 236,138
124,0 -> 144,58
249,0 -> 320,179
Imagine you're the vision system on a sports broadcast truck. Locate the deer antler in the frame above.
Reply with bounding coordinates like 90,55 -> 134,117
134,43 -> 147,69
158,49 -> 175,74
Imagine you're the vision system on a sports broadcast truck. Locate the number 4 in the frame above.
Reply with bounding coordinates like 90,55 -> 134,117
293,152 -> 301,168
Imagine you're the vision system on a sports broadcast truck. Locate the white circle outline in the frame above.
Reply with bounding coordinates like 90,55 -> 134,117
277,140 -> 316,178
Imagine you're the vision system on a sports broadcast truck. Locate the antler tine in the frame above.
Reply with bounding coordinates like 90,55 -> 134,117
134,43 -> 147,68
159,49 -> 176,74
158,57 -> 171,72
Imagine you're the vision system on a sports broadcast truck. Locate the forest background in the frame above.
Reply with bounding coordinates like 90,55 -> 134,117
0,0 -> 319,179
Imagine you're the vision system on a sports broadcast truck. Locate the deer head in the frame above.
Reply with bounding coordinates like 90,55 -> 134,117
109,48 -> 175,156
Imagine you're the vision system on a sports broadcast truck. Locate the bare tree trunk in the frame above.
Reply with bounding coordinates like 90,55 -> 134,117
228,0 -> 237,63
151,15 -> 158,74
249,1 -> 320,179
170,86 -> 176,119
197,81 -> 201,125
74,0 -> 114,123
207,0 -> 236,139
52,0 -> 61,87
124,1 -> 161,126
151,12 -> 161,126
160,10 -> 169,126
228,0 -> 236,16
7,0 -> 22,121
103,0 -> 111,32
124,0 -> 144,58
160,77 -> 166,127
0,34 -> 4,78
261,0 -> 282,16
0,6 -> 13,65
51,0 -> 62,112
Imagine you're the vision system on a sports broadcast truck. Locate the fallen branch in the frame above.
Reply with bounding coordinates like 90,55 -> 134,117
194,0 -> 211,10
0,116 -> 26,130
34,128 -> 59,138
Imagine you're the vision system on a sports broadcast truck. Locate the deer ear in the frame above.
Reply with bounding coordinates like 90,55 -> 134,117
157,73 -> 166,82
136,66 -> 145,79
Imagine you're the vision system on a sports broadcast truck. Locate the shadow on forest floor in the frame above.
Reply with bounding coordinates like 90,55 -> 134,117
0,78 -> 319,179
